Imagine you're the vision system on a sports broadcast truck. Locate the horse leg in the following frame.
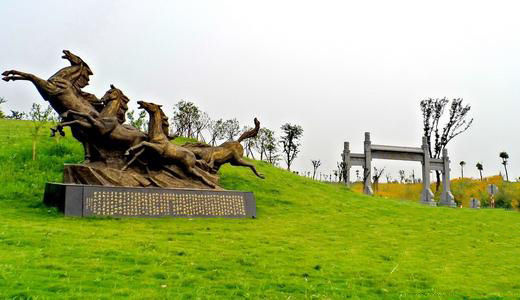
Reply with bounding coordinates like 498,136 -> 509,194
59,120 -> 93,129
2,70 -> 59,98
122,148 -> 145,171
231,157 -> 265,179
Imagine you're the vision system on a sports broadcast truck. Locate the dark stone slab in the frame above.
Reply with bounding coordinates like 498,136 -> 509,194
43,183 -> 256,218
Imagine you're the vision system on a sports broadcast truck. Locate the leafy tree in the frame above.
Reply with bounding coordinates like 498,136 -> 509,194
7,110 -> 27,120
459,161 -> 466,178
126,109 -> 148,132
265,140 -> 280,165
222,118 -> 240,141
421,97 -> 473,190
499,151 -> 509,181
207,118 -> 226,146
172,100 -> 201,138
29,103 -> 55,160
255,128 -> 276,161
0,97 -> 6,119
311,160 -> 321,180
279,123 -> 303,171
193,112 -> 210,142
476,162 -> 483,181
241,125 -> 257,159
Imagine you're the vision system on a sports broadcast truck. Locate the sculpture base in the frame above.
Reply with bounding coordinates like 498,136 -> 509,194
63,163 -> 220,190
43,183 -> 256,218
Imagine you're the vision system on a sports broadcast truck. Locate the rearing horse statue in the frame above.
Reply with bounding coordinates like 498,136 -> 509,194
2,50 -> 103,161
58,85 -> 147,161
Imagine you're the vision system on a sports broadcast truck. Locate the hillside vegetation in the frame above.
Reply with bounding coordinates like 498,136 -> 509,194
351,176 -> 520,209
1,119 -> 520,299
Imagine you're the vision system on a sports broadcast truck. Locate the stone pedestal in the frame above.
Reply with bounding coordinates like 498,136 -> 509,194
43,183 -> 256,218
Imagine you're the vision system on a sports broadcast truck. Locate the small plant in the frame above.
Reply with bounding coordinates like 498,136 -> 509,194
29,103 -> 55,160
0,97 -> 6,119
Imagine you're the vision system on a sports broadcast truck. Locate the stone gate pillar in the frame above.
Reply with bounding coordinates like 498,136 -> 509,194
363,132 -> 373,195
440,148 -> 456,207
421,136 -> 435,205
343,142 -> 351,186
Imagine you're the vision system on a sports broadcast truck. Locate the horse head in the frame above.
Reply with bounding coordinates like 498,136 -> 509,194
137,101 -> 170,137
99,84 -> 129,123
49,50 -> 93,90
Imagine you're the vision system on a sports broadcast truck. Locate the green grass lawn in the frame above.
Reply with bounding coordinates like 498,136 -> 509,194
1,119 -> 520,299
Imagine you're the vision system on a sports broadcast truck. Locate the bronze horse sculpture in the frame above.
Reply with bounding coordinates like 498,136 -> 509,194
3,50 -> 264,189
182,118 -> 265,179
2,50 -> 102,161
124,101 -> 216,188
57,85 -> 146,159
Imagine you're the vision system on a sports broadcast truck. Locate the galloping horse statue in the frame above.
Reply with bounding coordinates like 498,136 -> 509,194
124,101 -> 216,188
2,50 -> 103,161
2,50 -> 263,189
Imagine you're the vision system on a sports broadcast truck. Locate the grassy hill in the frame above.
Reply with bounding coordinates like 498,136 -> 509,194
1,119 -> 520,299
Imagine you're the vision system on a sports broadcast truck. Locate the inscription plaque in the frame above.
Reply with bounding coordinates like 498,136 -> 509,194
43,183 -> 256,218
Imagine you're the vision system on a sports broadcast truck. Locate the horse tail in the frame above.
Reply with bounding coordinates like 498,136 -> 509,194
237,118 -> 260,142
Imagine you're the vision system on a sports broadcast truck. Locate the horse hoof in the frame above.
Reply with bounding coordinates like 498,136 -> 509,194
1,71 -> 10,76
124,151 -> 130,156
2,77 -> 10,82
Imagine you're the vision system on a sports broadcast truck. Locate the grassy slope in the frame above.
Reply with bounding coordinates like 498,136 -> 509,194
1,120 -> 520,299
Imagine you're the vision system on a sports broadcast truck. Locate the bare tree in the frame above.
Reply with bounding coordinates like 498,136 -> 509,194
476,162 -> 483,181
421,97 -> 473,190
372,167 -> 385,192
500,152 -> 509,181
398,170 -> 406,183
311,160 -> 321,180
385,173 -> 392,183
279,123 -> 303,171
336,161 -> 346,183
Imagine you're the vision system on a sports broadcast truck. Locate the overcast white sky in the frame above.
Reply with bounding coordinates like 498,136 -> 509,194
1,0 -> 519,181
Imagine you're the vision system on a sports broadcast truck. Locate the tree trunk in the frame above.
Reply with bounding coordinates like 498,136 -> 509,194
504,164 -> 509,181
32,139 -> 36,161
479,170 -> 482,181
435,170 -> 441,192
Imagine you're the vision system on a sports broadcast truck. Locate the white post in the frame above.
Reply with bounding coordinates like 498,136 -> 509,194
343,142 -> 351,186
440,148 -> 456,207
363,132 -> 373,195
421,136 -> 435,205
